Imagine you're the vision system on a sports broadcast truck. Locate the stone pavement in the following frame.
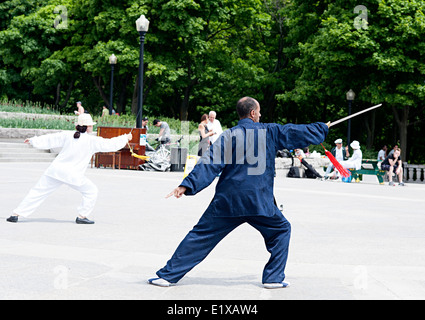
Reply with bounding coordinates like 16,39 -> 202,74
1,162 -> 425,300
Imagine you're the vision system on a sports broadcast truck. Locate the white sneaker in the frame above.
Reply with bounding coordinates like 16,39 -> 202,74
263,281 -> 290,289
148,277 -> 173,287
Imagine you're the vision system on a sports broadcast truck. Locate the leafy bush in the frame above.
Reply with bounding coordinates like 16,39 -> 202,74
0,100 -> 201,135
0,117 -> 75,130
0,99 -> 62,115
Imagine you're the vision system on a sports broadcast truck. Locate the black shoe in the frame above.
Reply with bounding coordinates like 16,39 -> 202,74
75,217 -> 95,224
6,215 -> 18,223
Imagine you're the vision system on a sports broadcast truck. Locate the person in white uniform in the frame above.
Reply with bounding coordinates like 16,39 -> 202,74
6,114 -> 132,224
324,138 -> 349,179
340,140 -> 362,170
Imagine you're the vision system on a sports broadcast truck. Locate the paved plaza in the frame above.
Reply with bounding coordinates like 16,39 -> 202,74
1,162 -> 425,300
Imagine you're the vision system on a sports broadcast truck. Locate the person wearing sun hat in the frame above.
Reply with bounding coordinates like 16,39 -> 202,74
6,113 -> 132,224
324,138 -> 350,179
340,140 -> 363,170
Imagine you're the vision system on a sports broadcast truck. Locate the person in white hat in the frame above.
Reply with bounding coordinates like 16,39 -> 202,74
324,138 -> 350,179
340,140 -> 363,170
6,114 -> 132,224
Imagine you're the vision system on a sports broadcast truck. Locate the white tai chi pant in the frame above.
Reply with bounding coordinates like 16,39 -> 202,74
340,160 -> 357,170
14,175 -> 98,218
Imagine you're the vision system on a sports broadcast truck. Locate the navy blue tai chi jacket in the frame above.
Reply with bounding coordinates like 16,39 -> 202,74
180,118 -> 329,217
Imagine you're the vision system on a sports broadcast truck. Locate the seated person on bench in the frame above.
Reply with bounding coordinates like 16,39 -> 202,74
341,140 -> 362,170
381,147 -> 404,186
324,138 -> 349,179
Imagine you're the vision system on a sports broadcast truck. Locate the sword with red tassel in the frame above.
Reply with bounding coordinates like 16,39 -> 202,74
323,103 -> 383,177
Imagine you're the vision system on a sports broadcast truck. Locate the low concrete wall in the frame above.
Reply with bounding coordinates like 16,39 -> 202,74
275,156 -> 330,176
0,127 -> 330,173
0,128 -> 71,140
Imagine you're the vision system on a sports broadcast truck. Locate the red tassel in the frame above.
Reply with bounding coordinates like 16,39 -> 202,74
321,144 -> 350,177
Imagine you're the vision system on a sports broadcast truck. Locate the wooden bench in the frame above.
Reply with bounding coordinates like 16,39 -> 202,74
349,159 -> 386,184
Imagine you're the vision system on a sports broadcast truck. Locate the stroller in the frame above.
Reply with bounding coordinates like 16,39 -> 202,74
139,136 -> 183,172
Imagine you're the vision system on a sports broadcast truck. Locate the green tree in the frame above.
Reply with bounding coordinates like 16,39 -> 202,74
0,0 -> 49,100
141,0 -> 272,122
279,0 -> 425,162
2,0 -> 424,163
0,0 -> 278,123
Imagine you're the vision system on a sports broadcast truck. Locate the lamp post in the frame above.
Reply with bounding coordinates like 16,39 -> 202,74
346,89 -> 355,147
135,14 -> 150,128
108,54 -> 117,115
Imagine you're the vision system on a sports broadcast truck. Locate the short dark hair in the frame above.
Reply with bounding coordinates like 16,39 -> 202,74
236,97 -> 258,119
153,119 -> 160,125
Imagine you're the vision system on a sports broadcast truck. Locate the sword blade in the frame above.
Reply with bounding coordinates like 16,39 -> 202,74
329,103 -> 382,127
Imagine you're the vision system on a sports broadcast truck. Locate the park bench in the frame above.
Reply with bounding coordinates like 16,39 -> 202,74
349,159 -> 386,184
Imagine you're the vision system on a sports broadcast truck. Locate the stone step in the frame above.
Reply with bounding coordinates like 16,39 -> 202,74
0,157 -> 56,163
0,141 -> 32,149
0,147 -> 50,154
0,152 -> 56,158
0,141 -> 58,162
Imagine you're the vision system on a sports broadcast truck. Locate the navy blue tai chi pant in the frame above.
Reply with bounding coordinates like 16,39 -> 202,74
156,210 -> 291,284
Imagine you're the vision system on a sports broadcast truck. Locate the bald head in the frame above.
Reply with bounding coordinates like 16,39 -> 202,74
236,97 -> 261,122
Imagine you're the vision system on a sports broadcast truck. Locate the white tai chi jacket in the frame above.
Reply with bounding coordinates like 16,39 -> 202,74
29,131 -> 128,186
341,149 -> 363,170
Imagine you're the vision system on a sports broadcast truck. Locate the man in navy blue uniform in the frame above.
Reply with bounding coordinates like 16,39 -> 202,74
148,97 -> 329,288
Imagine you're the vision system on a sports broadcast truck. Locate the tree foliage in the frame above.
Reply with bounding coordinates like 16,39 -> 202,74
278,0 -> 425,162
1,0 -> 424,162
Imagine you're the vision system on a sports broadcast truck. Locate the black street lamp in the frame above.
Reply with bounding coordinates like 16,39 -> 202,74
135,14 -> 150,128
108,54 -> 117,115
346,89 -> 355,147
